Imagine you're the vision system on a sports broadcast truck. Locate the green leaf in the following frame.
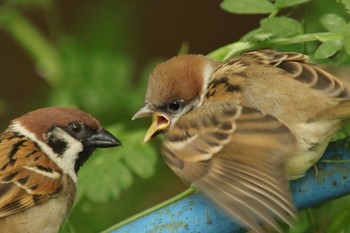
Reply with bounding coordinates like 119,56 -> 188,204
220,0 -> 275,14
320,14 -> 348,34
335,120 -> 350,141
343,25 -> 350,54
83,163 -> 120,203
123,143 -> 157,179
339,0 -> 350,14
240,28 -> 273,42
77,149 -> 126,203
288,210 -> 311,233
260,16 -> 303,37
315,40 -> 343,59
121,129 -> 158,179
75,124 -> 157,203
275,0 -> 310,9
328,208 -> 350,233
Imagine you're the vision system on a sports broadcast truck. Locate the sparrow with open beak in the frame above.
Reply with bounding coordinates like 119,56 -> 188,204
0,107 -> 121,233
133,50 -> 350,232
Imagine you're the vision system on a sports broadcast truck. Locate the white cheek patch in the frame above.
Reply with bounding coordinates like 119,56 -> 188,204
9,122 -> 83,183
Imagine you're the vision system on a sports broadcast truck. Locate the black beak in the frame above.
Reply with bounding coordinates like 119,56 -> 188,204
87,128 -> 121,148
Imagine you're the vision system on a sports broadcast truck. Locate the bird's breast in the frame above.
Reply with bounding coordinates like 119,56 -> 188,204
0,175 -> 76,233
285,119 -> 342,180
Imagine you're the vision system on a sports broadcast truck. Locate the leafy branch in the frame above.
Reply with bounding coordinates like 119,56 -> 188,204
208,32 -> 342,60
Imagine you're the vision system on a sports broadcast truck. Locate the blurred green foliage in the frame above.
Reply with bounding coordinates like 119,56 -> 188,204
0,0 -> 163,232
2,0 -> 350,232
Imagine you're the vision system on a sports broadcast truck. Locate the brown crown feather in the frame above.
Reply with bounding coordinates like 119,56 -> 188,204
146,55 -> 217,108
12,107 -> 101,142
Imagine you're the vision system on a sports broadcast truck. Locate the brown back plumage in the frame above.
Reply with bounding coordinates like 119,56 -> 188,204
0,131 -> 63,218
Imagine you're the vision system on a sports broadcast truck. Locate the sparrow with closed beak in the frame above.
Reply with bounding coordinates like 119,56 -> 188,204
133,50 -> 350,232
0,107 -> 121,233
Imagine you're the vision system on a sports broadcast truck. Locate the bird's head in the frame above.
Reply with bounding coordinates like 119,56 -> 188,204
9,107 -> 121,177
133,54 -> 216,142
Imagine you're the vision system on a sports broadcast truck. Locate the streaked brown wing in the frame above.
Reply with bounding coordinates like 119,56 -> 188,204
243,50 -> 350,98
162,102 -> 296,232
241,50 -> 350,122
0,131 -> 62,218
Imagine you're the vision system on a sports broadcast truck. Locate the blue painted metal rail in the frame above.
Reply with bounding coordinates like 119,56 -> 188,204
105,138 -> 350,233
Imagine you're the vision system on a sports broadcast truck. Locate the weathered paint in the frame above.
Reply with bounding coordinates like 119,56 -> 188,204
108,138 -> 350,233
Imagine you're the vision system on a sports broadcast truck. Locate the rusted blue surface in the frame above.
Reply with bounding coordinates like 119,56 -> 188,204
291,139 -> 350,210
108,138 -> 350,233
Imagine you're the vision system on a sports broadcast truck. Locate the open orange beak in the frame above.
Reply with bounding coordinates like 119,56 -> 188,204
132,106 -> 170,143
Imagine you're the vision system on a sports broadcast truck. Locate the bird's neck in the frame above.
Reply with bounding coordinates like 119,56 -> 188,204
199,61 -> 216,107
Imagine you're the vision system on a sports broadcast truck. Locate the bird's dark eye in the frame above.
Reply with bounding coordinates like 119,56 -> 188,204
70,122 -> 82,134
167,100 -> 183,113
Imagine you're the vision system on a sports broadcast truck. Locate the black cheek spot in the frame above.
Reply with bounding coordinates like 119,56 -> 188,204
48,137 -> 67,156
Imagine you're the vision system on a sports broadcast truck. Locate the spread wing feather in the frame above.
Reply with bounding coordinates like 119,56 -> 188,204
163,102 -> 296,232
244,50 -> 350,99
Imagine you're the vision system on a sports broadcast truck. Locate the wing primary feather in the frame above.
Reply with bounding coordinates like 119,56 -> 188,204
213,163 -> 294,224
201,175 -> 284,232
198,178 -> 280,233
